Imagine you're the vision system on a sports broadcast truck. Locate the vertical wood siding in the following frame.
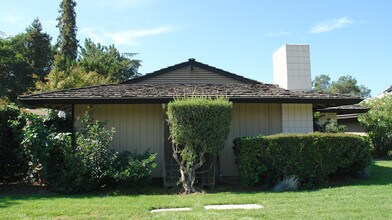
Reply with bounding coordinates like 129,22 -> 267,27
220,103 -> 282,177
74,104 -> 165,177
136,66 -> 245,84
74,103 -> 282,177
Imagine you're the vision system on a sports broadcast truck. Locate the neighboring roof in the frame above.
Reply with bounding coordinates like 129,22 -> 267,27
19,83 -> 363,107
385,85 -> 392,93
122,58 -> 260,84
317,104 -> 370,114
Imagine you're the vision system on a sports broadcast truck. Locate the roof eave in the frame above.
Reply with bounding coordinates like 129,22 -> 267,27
18,96 -> 363,106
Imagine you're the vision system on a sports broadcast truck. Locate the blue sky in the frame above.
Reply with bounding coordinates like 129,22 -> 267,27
0,0 -> 391,96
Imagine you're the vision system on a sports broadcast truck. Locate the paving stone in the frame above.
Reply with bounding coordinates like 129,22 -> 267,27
204,204 -> 263,210
150,207 -> 192,213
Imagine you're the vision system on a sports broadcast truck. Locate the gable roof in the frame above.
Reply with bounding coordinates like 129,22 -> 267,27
19,59 -> 365,111
122,58 -> 260,84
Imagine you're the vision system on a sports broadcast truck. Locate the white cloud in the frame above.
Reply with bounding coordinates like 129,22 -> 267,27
80,26 -> 174,46
266,31 -> 291,37
310,17 -> 354,34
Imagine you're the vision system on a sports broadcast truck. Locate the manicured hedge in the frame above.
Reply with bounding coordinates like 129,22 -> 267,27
233,133 -> 372,188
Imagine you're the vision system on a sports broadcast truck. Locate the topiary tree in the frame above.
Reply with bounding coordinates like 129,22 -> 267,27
167,97 -> 232,193
359,94 -> 392,157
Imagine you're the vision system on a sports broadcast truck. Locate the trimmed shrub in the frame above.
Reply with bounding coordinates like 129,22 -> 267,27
167,97 -> 232,193
233,133 -> 372,188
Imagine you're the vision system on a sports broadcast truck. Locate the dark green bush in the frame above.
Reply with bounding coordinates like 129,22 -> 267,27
109,150 -> 157,187
233,133 -> 372,188
0,101 -> 28,182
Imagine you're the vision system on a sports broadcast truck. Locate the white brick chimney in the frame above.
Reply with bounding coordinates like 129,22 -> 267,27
273,44 -> 311,91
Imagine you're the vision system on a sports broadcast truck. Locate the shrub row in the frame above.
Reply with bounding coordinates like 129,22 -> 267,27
233,133 -> 372,188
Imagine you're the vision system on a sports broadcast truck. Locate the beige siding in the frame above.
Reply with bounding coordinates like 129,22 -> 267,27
220,103 -> 282,176
137,66 -> 245,84
74,103 -> 282,177
74,104 -> 165,177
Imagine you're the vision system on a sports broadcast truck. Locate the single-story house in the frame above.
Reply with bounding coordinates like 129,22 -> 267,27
19,44 -> 365,186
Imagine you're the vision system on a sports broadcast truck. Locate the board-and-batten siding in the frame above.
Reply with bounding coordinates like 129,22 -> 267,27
74,103 -> 282,178
135,66 -> 245,84
74,104 -> 165,177
220,103 -> 282,176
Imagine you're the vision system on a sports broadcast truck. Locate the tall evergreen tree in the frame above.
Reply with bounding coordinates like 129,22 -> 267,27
56,0 -> 78,69
25,18 -> 54,81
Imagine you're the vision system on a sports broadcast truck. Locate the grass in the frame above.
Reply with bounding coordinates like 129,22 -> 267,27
1,160 -> 391,219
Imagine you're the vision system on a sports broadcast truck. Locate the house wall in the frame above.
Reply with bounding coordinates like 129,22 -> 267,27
74,104 -> 165,177
282,104 -> 313,133
221,103 -> 282,176
135,66 -> 245,84
74,103 -> 283,178
338,118 -> 366,133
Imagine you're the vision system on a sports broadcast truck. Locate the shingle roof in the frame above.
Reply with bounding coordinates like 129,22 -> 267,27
19,83 -> 363,106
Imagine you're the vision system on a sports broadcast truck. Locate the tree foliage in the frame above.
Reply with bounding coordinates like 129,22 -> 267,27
0,35 -> 33,101
359,94 -> 392,157
56,0 -> 78,70
167,97 -> 232,193
35,58 -> 111,91
0,19 -> 54,100
79,39 -> 141,82
25,18 -> 54,81
312,74 -> 371,98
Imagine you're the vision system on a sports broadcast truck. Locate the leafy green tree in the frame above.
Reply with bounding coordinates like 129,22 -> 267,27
56,0 -> 78,70
312,74 -> 331,92
0,36 -> 33,101
79,39 -> 141,82
167,97 -> 232,193
25,18 -> 54,81
312,74 -> 371,98
359,94 -> 392,157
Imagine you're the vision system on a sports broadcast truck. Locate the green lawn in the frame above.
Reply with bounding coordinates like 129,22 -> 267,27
1,160 -> 391,220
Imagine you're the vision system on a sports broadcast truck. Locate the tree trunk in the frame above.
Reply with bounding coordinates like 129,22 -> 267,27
179,166 -> 196,194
